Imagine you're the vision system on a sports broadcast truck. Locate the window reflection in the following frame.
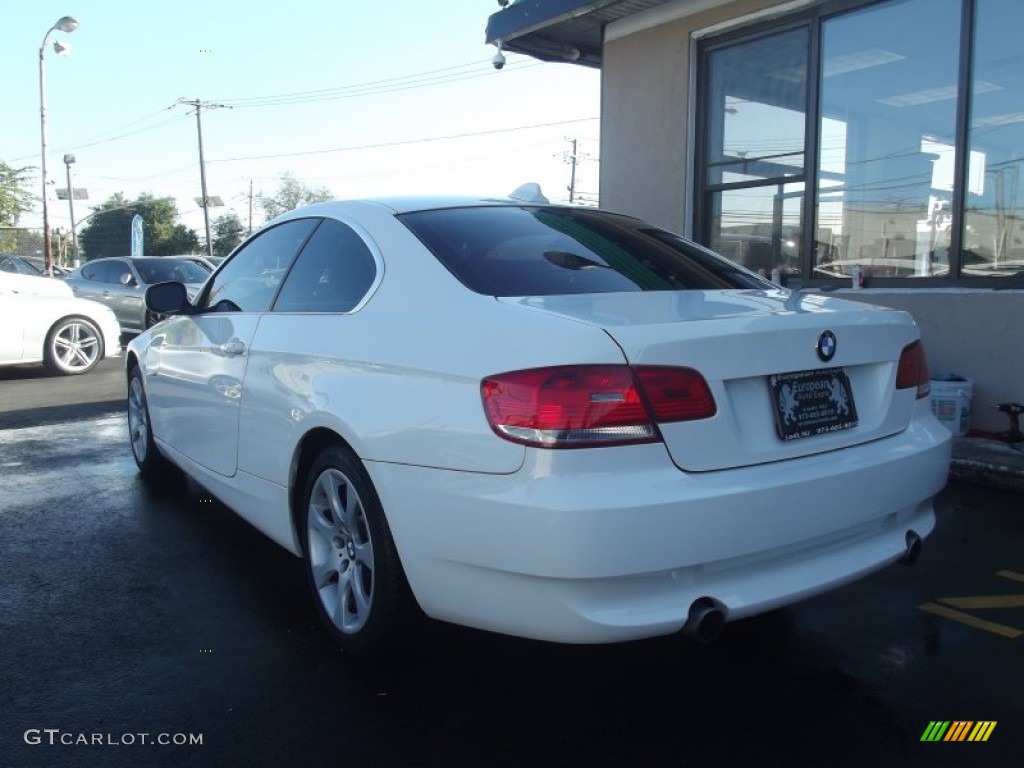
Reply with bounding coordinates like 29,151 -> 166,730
814,0 -> 962,279
703,27 -> 808,276
963,0 -> 1024,277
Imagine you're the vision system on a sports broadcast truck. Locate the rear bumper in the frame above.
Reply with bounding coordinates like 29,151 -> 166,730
368,403 -> 951,643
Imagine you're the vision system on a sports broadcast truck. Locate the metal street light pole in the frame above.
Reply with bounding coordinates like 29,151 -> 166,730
39,15 -> 79,275
63,153 -> 79,266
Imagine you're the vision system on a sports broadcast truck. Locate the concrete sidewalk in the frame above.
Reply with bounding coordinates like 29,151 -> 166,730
950,436 -> 1024,493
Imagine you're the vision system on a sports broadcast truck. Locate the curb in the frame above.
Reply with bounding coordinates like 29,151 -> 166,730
949,437 -> 1024,493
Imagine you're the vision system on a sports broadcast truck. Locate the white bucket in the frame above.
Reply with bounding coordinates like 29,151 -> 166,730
930,376 -> 973,437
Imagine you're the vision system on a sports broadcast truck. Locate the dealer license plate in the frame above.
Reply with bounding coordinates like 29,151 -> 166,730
769,367 -> 859,441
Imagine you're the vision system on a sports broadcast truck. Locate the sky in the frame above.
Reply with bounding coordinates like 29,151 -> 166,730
2,1 -> 601,242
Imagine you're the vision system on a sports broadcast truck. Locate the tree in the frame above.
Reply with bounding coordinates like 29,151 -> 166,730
0,161 -> 36,227
212,211 -> 245,256
79,193 -> 200,259
256,172 -> 332,221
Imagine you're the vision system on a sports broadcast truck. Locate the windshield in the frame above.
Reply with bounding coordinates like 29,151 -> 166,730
134,259 -> 211,285
399,206 -> 771,296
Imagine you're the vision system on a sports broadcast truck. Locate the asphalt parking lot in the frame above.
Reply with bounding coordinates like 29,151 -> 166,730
1,364 -> 1022,767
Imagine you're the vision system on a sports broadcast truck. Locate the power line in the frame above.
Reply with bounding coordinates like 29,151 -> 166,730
213,58 -> 542,108
4,59 -> 543,161
207,117 -> 600,164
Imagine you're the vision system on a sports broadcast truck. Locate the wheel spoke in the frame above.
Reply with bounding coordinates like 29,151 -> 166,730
325,472 -> 349,535
350,566 -> 372,620
128,379 -> 148,458
342,483 -> 363,536
307,501 -> 336,539
54,335 -> 74,364
311,559 -> 338,591
337,567 -> 355,628
352,538 -> 374,569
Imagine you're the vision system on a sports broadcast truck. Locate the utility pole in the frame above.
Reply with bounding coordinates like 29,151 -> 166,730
248,178 -> 253,235
564,137 -> 579,204
177,98 -> 228,258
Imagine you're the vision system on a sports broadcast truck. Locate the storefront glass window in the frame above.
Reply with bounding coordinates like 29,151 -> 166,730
814,0 -> 962,280
963,0 -> 1024,277
703,27 -> 808,276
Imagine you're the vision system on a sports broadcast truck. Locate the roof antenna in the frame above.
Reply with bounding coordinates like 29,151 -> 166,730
509,183 -> 549,204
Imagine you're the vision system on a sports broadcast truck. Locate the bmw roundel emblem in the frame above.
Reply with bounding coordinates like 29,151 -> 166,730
816,330 -> 837,362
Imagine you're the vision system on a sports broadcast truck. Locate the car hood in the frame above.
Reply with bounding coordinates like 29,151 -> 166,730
0,272 -> 73,298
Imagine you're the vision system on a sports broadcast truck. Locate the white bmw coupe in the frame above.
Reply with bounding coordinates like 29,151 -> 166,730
125,194 -> 951,654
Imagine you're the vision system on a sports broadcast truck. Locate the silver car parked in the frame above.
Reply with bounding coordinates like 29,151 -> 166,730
65,257 -> 210,333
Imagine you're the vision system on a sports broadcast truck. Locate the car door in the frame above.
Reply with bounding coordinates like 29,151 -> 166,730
146,219 -> 320,477
105,260 -> 147,331
70,260 -> 137,328
237,217 -> 383,482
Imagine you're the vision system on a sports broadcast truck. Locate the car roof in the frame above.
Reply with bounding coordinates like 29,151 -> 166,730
86,256 -> 198,264
270,191 -> 573,222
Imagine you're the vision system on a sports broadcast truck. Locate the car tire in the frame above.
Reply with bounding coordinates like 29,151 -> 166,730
43,315 -> 104,375
127,365 -> 179,483
302,444 -> 417,656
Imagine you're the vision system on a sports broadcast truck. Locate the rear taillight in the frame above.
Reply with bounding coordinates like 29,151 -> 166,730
481,365 -> 716,448
896,340 -> 930,399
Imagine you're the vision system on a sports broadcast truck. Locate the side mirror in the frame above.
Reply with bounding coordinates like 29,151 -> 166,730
120,272 -> 136,286
145,281 -> 193,315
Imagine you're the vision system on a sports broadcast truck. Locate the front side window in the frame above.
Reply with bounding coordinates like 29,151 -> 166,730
400,206 -> 769,296
202,219 -> 319,312
133,259 -> 210,285
273,219 -> 379,313
84,260 -> 129,284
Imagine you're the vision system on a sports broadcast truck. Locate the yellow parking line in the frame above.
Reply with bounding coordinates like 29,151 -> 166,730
919,603 -> 1024,640
997,570 -> 1024,583
939,595 -> 1024,609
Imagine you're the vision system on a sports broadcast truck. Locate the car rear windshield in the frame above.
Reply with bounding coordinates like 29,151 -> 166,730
398,206 -> 770,296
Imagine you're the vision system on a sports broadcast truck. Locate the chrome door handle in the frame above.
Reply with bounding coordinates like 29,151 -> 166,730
218,339 -> 246,357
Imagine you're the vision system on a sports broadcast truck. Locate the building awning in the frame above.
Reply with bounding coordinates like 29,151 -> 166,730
484,0 -> 673,69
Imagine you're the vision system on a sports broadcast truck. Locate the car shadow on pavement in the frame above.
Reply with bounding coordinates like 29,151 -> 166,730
0,400 -> 123,430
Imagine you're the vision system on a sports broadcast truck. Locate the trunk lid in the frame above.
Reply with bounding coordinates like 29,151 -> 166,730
499,290 -> 922,471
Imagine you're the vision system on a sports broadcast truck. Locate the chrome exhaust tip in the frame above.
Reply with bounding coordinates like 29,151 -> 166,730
900,530 -> 923,566
682,597 -> 726,642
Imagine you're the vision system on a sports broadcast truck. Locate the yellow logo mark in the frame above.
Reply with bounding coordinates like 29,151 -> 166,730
921,720 -> 996,742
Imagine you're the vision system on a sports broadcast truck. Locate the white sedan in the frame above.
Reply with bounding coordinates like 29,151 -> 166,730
125,193 -> 951,654
0,276 -> 122,375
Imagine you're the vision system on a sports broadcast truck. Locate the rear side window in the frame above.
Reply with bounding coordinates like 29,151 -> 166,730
273,219 -> 378,313
398,206 -> 769,296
